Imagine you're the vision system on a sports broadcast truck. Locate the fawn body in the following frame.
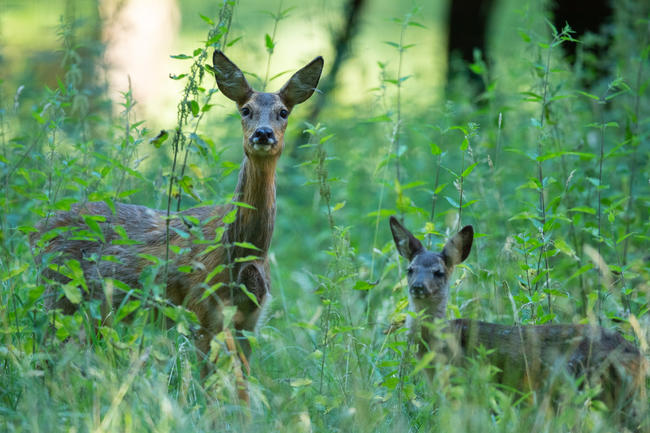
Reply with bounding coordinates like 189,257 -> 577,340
389,216 -> 646,410
31,51 -> 323,370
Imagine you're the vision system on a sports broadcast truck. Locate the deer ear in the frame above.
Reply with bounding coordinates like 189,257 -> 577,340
389,216 -> 424,261
442,225 -> 474,268
213,50 -> 253,105
278,56 -> 324,108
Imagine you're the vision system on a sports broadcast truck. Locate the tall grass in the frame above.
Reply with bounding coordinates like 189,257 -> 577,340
0,1 -> 648,432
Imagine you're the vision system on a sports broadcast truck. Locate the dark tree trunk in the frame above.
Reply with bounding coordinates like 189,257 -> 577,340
289,0 -> 366,153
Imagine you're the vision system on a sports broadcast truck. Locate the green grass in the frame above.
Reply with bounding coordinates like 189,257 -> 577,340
1,0 -> 649,432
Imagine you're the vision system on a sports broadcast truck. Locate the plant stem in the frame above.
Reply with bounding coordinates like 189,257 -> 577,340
536,37 -> 553,317
263,0 -> 283,91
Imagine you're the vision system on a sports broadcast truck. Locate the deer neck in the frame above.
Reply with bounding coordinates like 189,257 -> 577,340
409,292 -> 448,346
226,153 -> 278,256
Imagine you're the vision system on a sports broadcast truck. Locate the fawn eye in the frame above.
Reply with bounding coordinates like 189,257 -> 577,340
279,108 -> 289,119
433,270 -> 445,278
407,267 -> 413,276
241,107 -> 251,117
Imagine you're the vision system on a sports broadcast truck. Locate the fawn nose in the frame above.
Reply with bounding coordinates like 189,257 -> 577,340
251,127 -> 276,146
410,282 -> 427,298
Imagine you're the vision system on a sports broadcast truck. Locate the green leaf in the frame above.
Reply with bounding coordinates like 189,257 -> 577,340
227,36 -> 243,47
353,280 -> 377,291
62,283 -> 82,304
233,242 -> 261,251
200,282 -> 224,301
83,215 -> 105,242
576,90 -> 600,101
235,255 -> 259,263
239,283 -> 260,308
290,378 -> 312,387
188,100 -> 199,117
518,30 -> 531,42
569,206 -> 595,215
149,130 -> 169,148
412,350 -> 436,375
199,13 -> 214,25
461,162 -> 479,177
408,21 -> 427,29
170,54 -> 192,60
222,208 -> 237,224
2,263 -> 29,281
444,196 -> 460,209
204,264 -> 226,284
265,34 -> 275,53
365,115 -> 392,123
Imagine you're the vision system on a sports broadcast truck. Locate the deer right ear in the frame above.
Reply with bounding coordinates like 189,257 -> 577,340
213,50 -> 253,106
442,225 -> 474,268
278,56 -> 324,108
389,216 -> 424,261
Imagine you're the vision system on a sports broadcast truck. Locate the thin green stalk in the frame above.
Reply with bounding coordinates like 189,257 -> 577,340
113,79 -> 136,203
428,152 -> 442,248
164,3 -> 235,283
622,28 -> 648,264
176,6 -> 234,212
535,35 -> 553,317
319,300 -> 332,395
393,18 -> 407,203
262,0 -> 284,91
596,107 -> 605,320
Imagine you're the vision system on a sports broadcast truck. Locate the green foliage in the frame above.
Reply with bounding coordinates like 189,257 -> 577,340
1,1 -> 649,432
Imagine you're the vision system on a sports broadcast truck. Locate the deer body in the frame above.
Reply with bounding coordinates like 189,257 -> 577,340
389,216 -> 646,409
31,51 -> 323,369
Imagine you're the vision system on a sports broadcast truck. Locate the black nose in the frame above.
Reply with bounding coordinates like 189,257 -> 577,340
252,127 -> 275,145
410,282 -> 426,297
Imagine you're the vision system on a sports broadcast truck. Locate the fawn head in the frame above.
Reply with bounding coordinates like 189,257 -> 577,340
213,50 -> 324,158
390,216 -> 474,317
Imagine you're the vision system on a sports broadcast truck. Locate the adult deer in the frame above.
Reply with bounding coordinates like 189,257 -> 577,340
389,216 -> 646,420
31,51 -> 323,384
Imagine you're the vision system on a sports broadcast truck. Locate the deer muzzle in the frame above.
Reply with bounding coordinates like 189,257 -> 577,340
250,127 -> 277,148
409,281 -> 429,299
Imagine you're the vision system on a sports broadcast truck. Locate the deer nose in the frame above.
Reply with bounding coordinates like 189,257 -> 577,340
251,127 -> 276,145
410,282 -> 427,298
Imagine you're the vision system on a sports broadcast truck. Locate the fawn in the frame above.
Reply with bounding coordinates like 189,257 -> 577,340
30,51 -> 323,385
389,216 -> 646,416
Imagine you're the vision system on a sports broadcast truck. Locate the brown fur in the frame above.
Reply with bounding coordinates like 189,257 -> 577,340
389,216 -> 647,416
31,52 -> 323,379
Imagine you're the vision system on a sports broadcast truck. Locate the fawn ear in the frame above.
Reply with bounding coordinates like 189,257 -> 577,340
278,56 -> 324,108
213,50 -> 253,106
389,216 -> 424,261
442,225 -> 474,268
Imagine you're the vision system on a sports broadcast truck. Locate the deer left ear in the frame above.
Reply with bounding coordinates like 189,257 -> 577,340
389,216 -> 424,262
278,56 -> 324,108
213,50 -> 253,105
442,225 -> 474,268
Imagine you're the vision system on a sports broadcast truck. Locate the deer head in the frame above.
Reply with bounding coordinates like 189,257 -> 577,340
390,216 -> 474,318
212,50 -> 324,159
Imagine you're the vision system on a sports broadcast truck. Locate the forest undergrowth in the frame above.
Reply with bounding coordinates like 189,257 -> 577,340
0,1 -> 649,432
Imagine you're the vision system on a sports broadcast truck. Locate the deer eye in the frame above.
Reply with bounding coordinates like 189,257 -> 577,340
241,107 -> 251,117
407,267 -> 413,276
279,108 -> 289,119
433,270 -> 445,278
